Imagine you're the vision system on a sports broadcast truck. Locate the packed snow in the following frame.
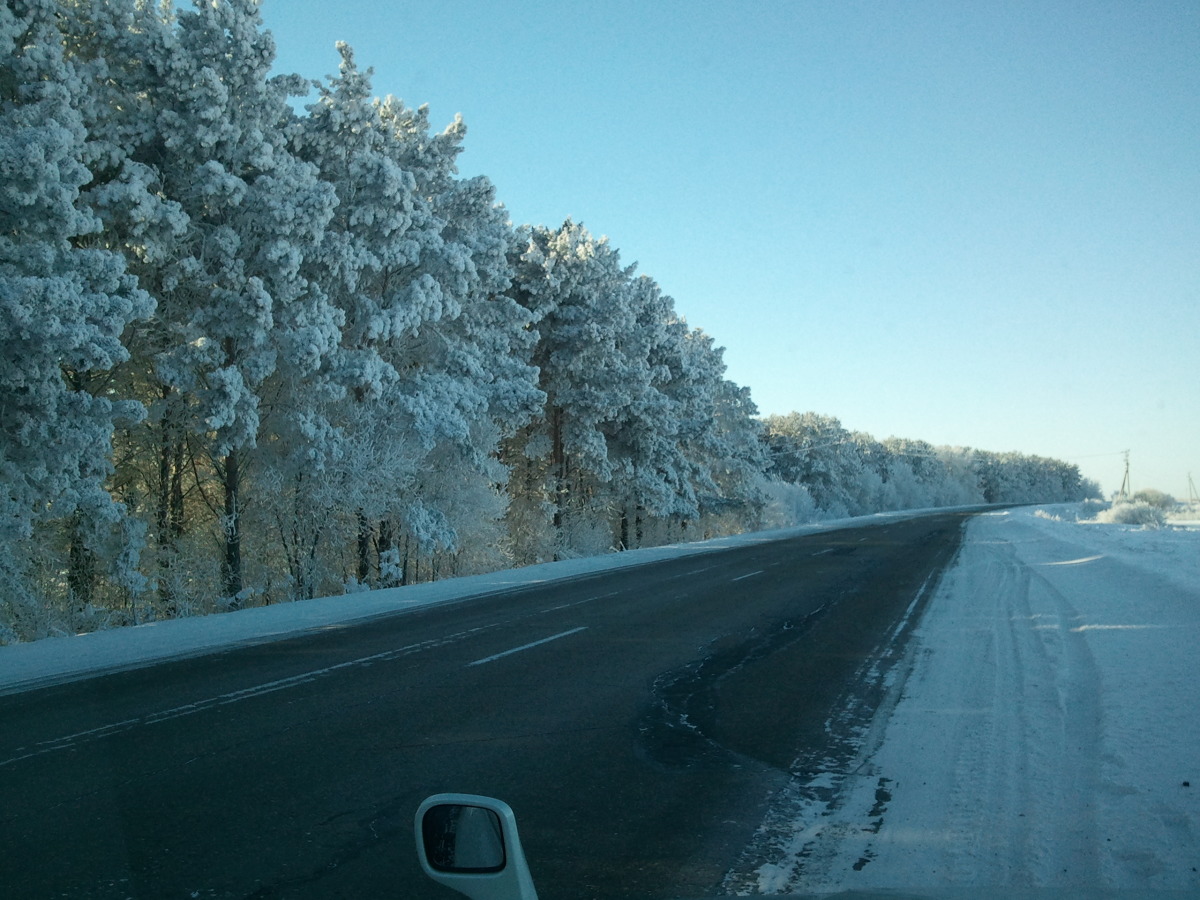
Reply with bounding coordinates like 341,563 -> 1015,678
737,505 -> 1200,895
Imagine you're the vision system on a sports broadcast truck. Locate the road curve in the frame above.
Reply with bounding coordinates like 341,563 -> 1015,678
0,510 -> 974,899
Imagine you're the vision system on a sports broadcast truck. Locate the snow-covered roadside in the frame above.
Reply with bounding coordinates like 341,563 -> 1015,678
744,505 -> 1200,894
0,510 -> 947,696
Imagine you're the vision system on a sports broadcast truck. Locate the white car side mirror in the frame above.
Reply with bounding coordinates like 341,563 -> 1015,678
415,794 -> 538,900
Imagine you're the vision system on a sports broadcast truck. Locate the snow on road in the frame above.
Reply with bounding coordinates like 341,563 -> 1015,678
738,506 -> 1200,895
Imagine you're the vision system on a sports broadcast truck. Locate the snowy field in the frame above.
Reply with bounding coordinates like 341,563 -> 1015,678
740,505 -> 1200,896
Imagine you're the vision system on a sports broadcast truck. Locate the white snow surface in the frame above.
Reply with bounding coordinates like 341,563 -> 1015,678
744,505 -> 1200,895
0,512 -> 925,695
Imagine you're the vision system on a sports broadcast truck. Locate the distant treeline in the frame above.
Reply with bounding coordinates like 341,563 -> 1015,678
0,1 -> 1094,642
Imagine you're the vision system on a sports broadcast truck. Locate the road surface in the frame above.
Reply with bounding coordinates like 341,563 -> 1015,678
0,511 -> 974,899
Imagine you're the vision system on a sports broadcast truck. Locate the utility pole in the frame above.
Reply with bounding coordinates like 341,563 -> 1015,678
1117,450 -> 1131,501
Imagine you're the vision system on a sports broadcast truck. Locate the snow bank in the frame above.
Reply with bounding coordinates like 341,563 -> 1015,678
0,511 -> 937,696
745,505 -> 1200,894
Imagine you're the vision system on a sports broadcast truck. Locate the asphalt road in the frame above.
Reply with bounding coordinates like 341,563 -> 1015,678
0,511 -> 974,899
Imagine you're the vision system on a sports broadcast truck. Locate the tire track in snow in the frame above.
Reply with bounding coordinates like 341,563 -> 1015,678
742,514 -> 1108,893
939,536 -> 1102,885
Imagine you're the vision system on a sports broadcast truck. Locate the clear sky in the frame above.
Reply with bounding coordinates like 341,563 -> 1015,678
258,0 -> 1198,498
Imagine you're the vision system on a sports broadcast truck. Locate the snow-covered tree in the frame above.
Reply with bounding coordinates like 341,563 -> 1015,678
503,223 -> 768,557
286,43 -> 541,589
9,1 -> 1104,643
503,221 -> 646,559
601,275 -> 694,548
881,437 -> 976,508
0,0 -> 153,640
969,450 -> 1087,505
86,0 -> 345,605
763,412 -> 869,517
763,414 -> 1086,521
667,327 -> 766,536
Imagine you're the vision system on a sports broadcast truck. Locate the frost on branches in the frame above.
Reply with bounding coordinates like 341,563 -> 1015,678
0,2 -> 1094,643
0,0 -> 153,641
290,42 -> 542,592
502,221 -> 767,561
761,412 -> 1093,522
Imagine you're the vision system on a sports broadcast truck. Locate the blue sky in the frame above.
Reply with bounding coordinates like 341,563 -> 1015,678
259,0 -> 1198,497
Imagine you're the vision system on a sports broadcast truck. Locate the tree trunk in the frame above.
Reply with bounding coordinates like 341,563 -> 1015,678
551,406 -> 567,531
376,519 -> 404,587
356,512 -> 373,585
155,387 -> 186,608
221,447 -> 242,602
62,368 -> 97,613
156,425 -> 171,543
169,442 -> 184,541
155,386 -> 185,548
67,513 -> 96,613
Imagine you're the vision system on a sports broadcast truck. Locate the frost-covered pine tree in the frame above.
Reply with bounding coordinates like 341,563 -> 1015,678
603,275 -> 691,549
763,412 -> 868,517
504,223 -> 769,557
50,0 -> 197,615
969,450 -> 1083,504
0,0 -> 153,640
702,354 -> 769,530
661,325 -> 768,535
291,43 -> 541,587
65,0 -> 344,605
403,173 -> 544,578
882,437 -> 976,508
505,221 -> 650,559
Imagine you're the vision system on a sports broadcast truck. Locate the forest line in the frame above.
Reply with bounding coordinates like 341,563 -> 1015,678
0,0 -> 1093,642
